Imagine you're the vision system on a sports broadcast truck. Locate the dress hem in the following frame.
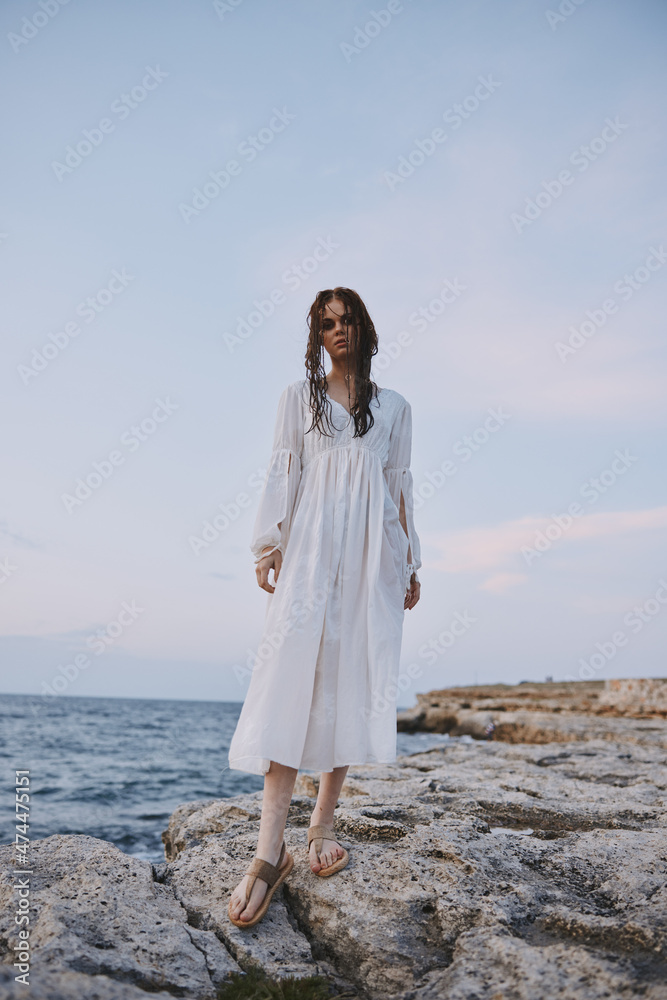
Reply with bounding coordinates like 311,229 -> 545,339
227,752 -> 398,777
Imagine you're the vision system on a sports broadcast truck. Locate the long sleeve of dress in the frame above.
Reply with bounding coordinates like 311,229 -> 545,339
250,382 -> 304,563
383,398 -> 422,589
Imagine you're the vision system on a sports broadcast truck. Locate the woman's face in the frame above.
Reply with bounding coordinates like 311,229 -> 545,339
320,298 -> 358,362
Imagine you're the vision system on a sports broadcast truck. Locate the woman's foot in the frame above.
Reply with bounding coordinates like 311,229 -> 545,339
228,842 -> 285,923
308,826 -> 346,873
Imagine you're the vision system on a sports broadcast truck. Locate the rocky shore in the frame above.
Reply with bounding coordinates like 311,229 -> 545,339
1,681 -> 666,999
397,677 -> 667,743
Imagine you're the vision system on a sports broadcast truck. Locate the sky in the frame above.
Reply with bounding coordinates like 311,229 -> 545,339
1,0 -> 666,710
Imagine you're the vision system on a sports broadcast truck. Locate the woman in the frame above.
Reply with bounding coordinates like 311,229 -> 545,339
227,287 -> 422,928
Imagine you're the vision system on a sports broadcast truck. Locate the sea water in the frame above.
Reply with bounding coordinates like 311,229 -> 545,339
0,693 -> 451,862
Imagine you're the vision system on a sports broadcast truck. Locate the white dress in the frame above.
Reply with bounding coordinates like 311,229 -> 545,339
227,379 -> 422,776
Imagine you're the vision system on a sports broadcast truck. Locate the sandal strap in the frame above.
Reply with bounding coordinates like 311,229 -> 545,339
244,840 -> 286,903
308,824 -> 336,853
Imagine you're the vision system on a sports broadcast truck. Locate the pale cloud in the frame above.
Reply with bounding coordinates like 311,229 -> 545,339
565,505 -> 667,540
478,572 -> 529,594
428,505 -> 667,577
429,518 -> 539,574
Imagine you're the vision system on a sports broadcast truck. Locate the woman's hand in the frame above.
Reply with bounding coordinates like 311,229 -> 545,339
405,573 -> 420,611
256,547 -> 283,594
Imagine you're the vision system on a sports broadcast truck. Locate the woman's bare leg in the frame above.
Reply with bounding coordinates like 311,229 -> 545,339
229,760 -> 298,922
309,765 -> 349,872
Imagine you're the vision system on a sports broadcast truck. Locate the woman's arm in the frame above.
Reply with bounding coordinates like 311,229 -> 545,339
251,386 -> 303,592
383,397 -> 422,610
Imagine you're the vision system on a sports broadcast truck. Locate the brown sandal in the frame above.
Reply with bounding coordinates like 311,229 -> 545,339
228,840 -> 294,928
307,824 -> 349,877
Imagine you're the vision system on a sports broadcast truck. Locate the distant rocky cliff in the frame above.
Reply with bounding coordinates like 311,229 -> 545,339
397,677 -> 667,742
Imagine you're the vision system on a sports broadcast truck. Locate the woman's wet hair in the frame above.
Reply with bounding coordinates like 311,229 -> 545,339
305,287 -> 379,439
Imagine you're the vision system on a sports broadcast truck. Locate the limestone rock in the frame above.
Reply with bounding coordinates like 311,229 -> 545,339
600,677 -> 667,713
161,795 -> 261,861
159,837 -> 322,982
0,965 -> 175,1000
162,792 -> 315,861
1,726 -> 666,998
160,735 -> 667,998
0,834 -> 240,999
